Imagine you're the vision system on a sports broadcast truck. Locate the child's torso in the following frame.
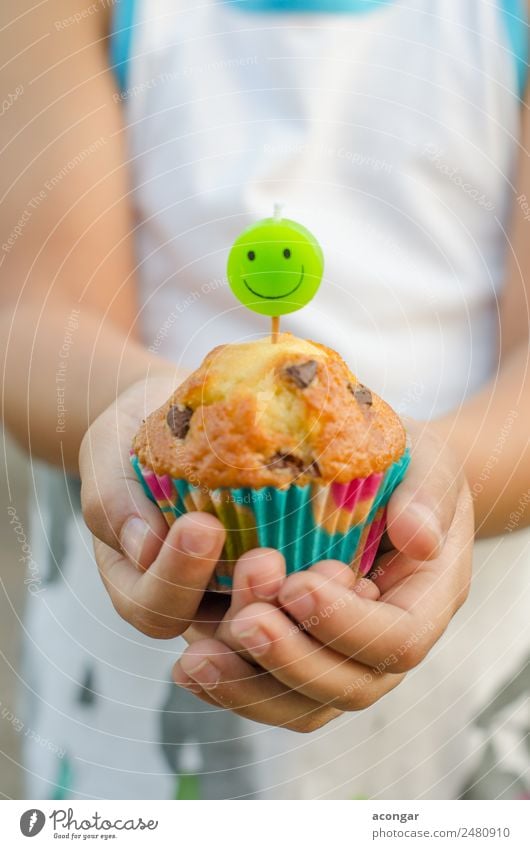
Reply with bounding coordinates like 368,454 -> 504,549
116,0 -> 524,417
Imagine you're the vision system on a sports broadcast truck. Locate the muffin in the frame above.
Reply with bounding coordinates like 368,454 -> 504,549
131,334 -> 410,591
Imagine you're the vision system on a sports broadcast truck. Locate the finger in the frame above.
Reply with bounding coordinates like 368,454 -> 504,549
387,423 -> 462,560
308,559 -> 380,599
228,604 -> 403,709
216,557 -> 378,654
174,639 -> 341,732
80,377 -> 176,570
229,555 -> 362,618
83,460 -> 168,571
96,512 -> 225,638
172,663 -> 221,703
352,577 -> 381,601
211,548 -> 285,658
230,548 -> 286,611
369,549 -> 422,596
278,488 -> 473,673
378,484 -> 474,614
309,559 -> 356,587
279,569 -> 425,671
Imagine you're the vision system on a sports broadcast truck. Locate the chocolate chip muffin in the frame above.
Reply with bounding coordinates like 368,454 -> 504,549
131,334 -> 410,590
133,334 -> 406,487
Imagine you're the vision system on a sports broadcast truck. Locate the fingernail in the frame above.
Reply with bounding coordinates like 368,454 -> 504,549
180,655 -> 221,688
248,575 -> 282,601
173,668 -> 204,695
230,624 -> 269,656
120,517 -> 149,565
178,521 -> 217,557
279,585 -> 315,621
408,503 -> 444,552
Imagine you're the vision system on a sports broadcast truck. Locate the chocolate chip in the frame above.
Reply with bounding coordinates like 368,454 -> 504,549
269,453 -> 320,478
348,382 -> 373,406
285,359 -> 318,389
269,452 -> 306,472
166,404 -> 193,438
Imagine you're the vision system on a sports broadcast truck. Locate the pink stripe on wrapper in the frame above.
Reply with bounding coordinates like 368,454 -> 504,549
144,471 -> 174,501
330,473 -> 384,511
359,508 -> 387,576
156,474 -> 175,501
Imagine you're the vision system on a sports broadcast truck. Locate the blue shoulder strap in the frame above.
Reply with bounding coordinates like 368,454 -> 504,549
500,0 -> 528,97
226,0 -> 392,10
109,0 -> 136,93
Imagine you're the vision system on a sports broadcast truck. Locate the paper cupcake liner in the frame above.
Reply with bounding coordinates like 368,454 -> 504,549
130,450 -> 410,592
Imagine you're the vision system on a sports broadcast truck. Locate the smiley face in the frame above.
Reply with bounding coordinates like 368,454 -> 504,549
227,216 -> 324,316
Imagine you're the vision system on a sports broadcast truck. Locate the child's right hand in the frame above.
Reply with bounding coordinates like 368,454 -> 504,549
79,375 -> 227,638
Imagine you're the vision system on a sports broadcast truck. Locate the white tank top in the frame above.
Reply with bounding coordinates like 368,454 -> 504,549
114,0 -> 526,417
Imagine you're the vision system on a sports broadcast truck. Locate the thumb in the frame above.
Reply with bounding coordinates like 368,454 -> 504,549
386,423 -> 462,561
79,392 -> 170,571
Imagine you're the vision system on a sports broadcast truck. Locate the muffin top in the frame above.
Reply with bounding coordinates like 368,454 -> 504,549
133,334 -> 407,489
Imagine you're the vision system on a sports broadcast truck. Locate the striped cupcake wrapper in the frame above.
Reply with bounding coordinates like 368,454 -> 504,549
130,449 -> 410,592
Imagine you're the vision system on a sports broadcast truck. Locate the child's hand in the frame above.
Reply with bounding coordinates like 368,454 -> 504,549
173,422 -> 474,731
79,376 -> 226,638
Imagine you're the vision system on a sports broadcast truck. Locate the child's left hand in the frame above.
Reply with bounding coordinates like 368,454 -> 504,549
173,422 -> 474,732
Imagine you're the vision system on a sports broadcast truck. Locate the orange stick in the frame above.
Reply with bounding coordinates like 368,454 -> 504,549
271,315 -> 280,343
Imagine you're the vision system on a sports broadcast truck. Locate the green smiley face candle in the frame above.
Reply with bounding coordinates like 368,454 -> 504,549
227,208 -> 324,317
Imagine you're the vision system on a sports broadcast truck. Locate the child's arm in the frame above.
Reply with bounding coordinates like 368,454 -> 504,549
432,93 -> 530,537
0,1 -> 226,637
0,0 -> 168,470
